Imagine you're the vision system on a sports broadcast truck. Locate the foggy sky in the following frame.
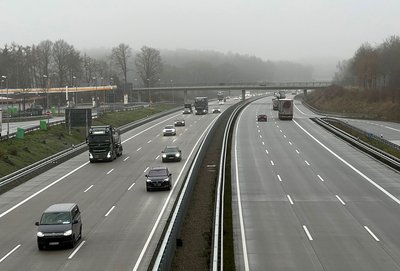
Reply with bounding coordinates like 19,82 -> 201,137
1,0 -> 399,62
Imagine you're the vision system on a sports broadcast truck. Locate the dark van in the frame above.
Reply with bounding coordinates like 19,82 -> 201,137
35,203 -> 82,250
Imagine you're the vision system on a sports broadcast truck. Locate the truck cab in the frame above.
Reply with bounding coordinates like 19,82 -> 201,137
87,125 -> 123,162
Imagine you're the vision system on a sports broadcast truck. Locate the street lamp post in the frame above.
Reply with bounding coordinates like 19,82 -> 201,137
92,77 -> 97,108
101,77 -> 105,104
1,75 -> 9,138
147,78 -> 151,104
170,79 -> 174,104
72,76 -> 77,106
43,74 -> 48,110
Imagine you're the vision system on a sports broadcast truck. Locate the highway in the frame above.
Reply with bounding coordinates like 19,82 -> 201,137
232,96 -> 400,270
0,102 -> 226,270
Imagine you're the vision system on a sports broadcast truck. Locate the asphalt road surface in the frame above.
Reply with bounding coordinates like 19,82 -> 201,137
232,97 -> 400,270
0,101 -> 228,271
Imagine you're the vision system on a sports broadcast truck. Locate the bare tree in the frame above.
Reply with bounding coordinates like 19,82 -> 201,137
53,39 -> 74,86
135,46 -> 163,87
112,43 -> 131,92
37,40 -> 53,80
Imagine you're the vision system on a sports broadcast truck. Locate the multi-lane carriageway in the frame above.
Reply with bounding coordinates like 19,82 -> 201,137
232,97 -> 400,270
0,99 -> 228,271
1,95 -> 400,270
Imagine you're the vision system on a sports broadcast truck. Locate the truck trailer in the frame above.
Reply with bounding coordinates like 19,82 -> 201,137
87,125 -> 123,162
194,97 -> 208,115
278,99 -> 293,120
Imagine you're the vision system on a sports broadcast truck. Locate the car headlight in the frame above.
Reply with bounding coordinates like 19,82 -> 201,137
64,230 -> 72,236
164,178 -> 170,182
146,179 -> 152,183
107,151 -> 111,158
37,232 -> 44,237
163,129 -> 167,133
89,153 -> 93,159
162,154 -> 167,158
175,153 -> 180,157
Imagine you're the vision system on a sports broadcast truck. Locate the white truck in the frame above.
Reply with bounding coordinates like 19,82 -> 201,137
278,99 -> 293,120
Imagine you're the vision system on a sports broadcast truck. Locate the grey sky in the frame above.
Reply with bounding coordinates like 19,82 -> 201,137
1,0 -> 399,62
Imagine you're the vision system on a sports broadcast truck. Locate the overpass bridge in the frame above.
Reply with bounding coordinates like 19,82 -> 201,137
0,81 -> 332,105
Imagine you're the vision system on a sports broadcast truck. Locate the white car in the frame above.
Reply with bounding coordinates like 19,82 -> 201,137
163,125 -> 176,136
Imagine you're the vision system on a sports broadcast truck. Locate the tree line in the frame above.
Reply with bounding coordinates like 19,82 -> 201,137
0,40 -> 161,92
334,35 -> 400,96
0,39 -> 315,93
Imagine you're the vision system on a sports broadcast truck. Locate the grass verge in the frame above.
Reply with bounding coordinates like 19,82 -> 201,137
0,104 -> 175,178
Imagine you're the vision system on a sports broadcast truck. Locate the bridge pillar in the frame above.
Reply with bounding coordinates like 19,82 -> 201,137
137,90 -> 142,103
184,90 -> 188,104
241,89 -> 246,101
303,89 -> 307,96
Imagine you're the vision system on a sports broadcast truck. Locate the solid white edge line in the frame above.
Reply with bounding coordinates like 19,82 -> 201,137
294,119 -> 400,206
68,240 -> 86,259
303,225 -> 313,241
0,162 -> 89,218
235,110 -> 250,271
84,185 -> 94,193
287,195 -> 294,205
105,206 -> 115,217
277,174 -> 283,182
0,244 -> 21,263
137,116 -> 220,271
364,226 -> 380,241
128,182 -> 135,191
336,195 -> 346,205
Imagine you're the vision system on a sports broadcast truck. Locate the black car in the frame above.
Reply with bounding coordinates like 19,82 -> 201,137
145,167 -> 172,191
257,114 -> 267,122
174,119 -> 186,127
162,146 -> 182,162
35,203 -> 82,250
212,108 -> 221,113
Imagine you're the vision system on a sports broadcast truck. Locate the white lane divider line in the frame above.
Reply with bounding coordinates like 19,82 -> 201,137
364,226 -> 380,241
262,141 -> 265,145
303,225 -> 313,241
68,241 -> 86,260
0,244 -> 21,263
105,206 -> 116,217
144,167 -> 149,173
106,169 -> 114,175
295,150 -> 300,154
84,185 -> 94,193
128,182 -> 136,191
305,160 -> 310,166
265,149 -> 269,154
277,174 -> 283,182
284,135 -> 287,138
147,140 -> 152,143
289,141 -> 292,145
259,135 -> 262,138
336,195 -> 346,205
270,160 -> 275,166
137,147 -> 142,152
317,175 -> 325,182
155,155 -> 160,160
173,138 -> 177,142
287,195 -> 294,205
123,156 -> 130,161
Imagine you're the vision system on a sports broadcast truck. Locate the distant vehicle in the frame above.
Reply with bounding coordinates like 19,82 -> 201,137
87,125 -> 123,162
278,90 -> 286,99
218,100 -> 224,105
174,119 -> 185,127
163,125 -> 176,136
217,91 -> 224,101
272,98 -> 279,111
194,97 -> 208,115
145,167 -> 172,191
162,146 -> 182,162
184,103 -> 193,113
35,203 -> 82,250
233,97 -> 239,100
257,114 -> 268,122
212,108 -> 221,114
278,99 -> 294,120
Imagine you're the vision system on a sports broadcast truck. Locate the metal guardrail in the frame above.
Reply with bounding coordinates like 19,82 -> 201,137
0,106 -> 183,192
312,117 -> 400,171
